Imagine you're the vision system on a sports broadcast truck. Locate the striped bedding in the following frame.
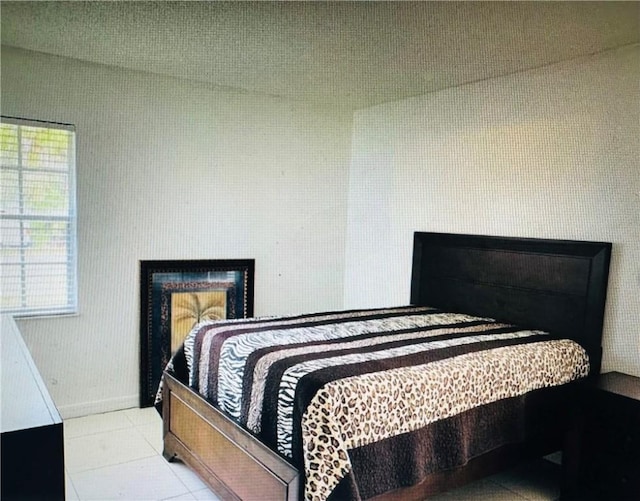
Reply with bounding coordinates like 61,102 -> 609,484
166,306 -> 590,501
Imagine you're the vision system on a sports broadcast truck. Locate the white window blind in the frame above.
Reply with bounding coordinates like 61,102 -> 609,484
1,117 -> 77,316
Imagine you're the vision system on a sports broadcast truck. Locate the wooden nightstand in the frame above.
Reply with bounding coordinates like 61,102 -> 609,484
563,372 -> 640,500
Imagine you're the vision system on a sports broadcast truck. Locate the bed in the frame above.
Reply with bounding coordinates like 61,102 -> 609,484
159,232 -> 611,501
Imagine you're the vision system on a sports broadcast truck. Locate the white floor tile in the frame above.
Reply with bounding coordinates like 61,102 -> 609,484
66,473 -> 80,501
137,421 -> 164,455
162,493 -> 197,501
71,455 -> 190,501
65,426 -> 158,473
167,461 -> 210,493
191,488 -> 222,500
64,410 -> 134,439
124,406 -> 162,427
489,459 -> 561,501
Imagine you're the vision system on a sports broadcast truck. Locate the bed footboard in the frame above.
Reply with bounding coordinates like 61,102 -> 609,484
161,371 -> 576,501
162,372 -> 300,501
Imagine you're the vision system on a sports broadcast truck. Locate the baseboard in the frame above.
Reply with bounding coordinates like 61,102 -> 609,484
56,394 -> 139,419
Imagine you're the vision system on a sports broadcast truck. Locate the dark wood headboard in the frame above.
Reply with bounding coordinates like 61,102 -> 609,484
410,232 -> 611,374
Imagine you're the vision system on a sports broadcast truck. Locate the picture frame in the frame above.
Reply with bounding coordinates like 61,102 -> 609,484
139,259 -> 254,407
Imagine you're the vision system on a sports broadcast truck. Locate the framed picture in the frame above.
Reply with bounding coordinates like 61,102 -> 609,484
139,259 -> 254,407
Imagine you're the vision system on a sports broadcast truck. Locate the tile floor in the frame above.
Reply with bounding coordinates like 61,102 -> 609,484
64,407 -> 562,500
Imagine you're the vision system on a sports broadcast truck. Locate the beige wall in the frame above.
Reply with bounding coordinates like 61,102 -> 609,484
2,46 -> 353,417
344,45 -> 640,377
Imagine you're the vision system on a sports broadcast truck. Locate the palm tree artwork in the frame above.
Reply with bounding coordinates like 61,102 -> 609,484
170,291 -> 227,354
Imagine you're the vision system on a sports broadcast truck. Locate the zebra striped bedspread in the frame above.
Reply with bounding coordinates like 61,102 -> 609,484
177,306 -> 590,500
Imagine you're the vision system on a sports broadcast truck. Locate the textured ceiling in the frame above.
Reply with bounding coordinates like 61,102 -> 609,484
2,1 -> 639,109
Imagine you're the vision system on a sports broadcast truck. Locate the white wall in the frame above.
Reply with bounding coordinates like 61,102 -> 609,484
1,46 -> 353,417
344,45 -> 640,377
3,42 -> 638,416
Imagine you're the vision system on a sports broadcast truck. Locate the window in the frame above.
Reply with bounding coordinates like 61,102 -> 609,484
1,117 -> 77,316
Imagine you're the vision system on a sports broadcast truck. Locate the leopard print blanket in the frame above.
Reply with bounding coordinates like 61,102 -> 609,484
301,339 -> 589,500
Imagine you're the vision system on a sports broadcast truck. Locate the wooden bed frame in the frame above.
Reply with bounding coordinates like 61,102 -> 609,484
161,232 -> 611,501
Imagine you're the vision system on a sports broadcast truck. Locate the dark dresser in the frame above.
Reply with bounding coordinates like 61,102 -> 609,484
1,315 -> 65,501
564,371 -> 640,500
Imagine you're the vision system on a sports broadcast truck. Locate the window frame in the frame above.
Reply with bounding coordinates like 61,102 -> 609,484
1,116 -> 78,317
